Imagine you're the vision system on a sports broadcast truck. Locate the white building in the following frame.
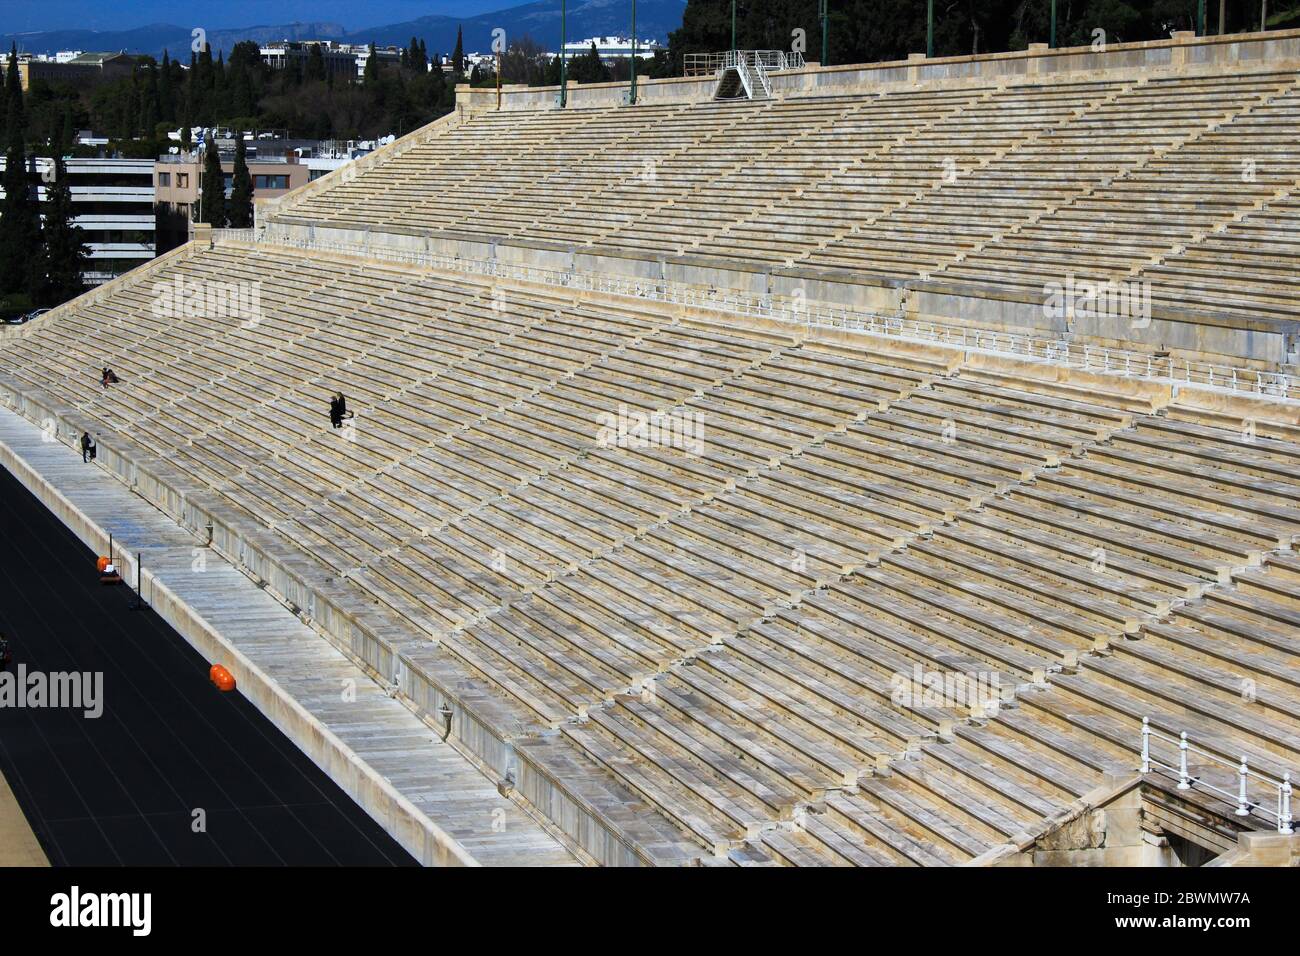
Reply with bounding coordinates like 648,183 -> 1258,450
562,36 -> 664,61
259,41 -> 357,80
0,156 -> 155,286
343,43 -> 402,80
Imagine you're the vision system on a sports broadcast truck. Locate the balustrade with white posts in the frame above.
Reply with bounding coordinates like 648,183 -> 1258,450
1141,718 -> 1294,834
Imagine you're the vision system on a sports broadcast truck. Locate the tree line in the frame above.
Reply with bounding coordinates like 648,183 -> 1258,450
6,37 -> 462,158
666,0 -> 1272,68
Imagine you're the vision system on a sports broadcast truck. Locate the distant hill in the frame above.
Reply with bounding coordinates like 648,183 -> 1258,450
1,0 -> 687,59
359,0 -> 687,53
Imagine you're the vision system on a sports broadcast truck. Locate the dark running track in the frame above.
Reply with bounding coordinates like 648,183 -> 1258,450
0,463 -> 415,866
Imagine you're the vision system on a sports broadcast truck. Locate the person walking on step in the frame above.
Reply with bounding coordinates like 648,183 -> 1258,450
80,432 -> 96,463
332,392 -> 353,430
329,394 -> 342,429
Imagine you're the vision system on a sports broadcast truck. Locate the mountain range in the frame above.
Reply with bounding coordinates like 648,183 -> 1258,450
2,0 -> 687,60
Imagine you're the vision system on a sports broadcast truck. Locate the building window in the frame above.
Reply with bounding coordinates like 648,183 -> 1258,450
158,171 -> 170,187
177,173 -> 189,188
254,175 -> 289,190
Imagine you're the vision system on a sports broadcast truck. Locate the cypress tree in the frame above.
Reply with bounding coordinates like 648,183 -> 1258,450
199,140 -> 227,227
0,125 -> 39,297
0,48 -> 39,299
60,106 -> 74,150
363,42 -> 380,86
453,28 -> 465,74
1,47 -> 12,146
306,43 -> 326,83
228,133 -> 253,229
159,51 -> 174,120
38,133 -> 88,306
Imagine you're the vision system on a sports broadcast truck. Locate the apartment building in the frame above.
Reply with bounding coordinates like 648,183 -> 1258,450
153,147 -> 310,251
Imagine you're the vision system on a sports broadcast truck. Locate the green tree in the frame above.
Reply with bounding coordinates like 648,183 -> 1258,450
569,42 -> 612,83
228,133 -> 254,228
0,124 -> 39,297
305,43 -> 327,83
199,139 -> 227,227
37,134 -> 88,306
0,47 -> 39,300
363,42 -> 380,86
159,51 -> 175,120
4,42 -> 23,142
453,27 -> 466,74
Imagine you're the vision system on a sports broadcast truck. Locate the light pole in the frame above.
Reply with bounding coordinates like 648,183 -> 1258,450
927,0 -> 934,57
819,0 -> 828,66
630,0 -> 637,104
731,0 -> 737,52
1197,0 -> 1206,34
560,0 -> 568,108
1050,0 -> 1057,48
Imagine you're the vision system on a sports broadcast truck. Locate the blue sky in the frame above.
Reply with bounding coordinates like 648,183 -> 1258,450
0,1 -> 510,33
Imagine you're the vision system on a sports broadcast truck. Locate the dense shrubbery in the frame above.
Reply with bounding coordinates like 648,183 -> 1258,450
667,0 -> 1256,68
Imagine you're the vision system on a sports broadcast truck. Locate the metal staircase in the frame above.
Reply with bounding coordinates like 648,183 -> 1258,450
684,50 -> 805,101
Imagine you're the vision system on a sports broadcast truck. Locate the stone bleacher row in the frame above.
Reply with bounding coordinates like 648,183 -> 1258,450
4,242 -> 1299,865
274,68 -> 1300,324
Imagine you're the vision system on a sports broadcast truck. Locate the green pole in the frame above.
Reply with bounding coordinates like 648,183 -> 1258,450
630,0 -> 637,104
1050,0 -> 1057,48
927,0 -> 934,57
559,0 -> 567,107
1197,0 -> 1206,34
731,0 -> 737,52
819,0 -> 828,66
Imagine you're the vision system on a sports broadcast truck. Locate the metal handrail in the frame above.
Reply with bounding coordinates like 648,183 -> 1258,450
219,227 -> 1300,401
750,56 -> 772,98
685,50 -> 805,78
1141,717 -> 1294,834
734,57 -> 756,98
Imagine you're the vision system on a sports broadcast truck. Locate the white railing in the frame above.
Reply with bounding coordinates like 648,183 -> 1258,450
208,227 -> 256,244
224,227 -> 1300,401
1141,718 -> 1294,834
685,50 -> 805,78
734,56 -> 757,98
751,59 -> 773,98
